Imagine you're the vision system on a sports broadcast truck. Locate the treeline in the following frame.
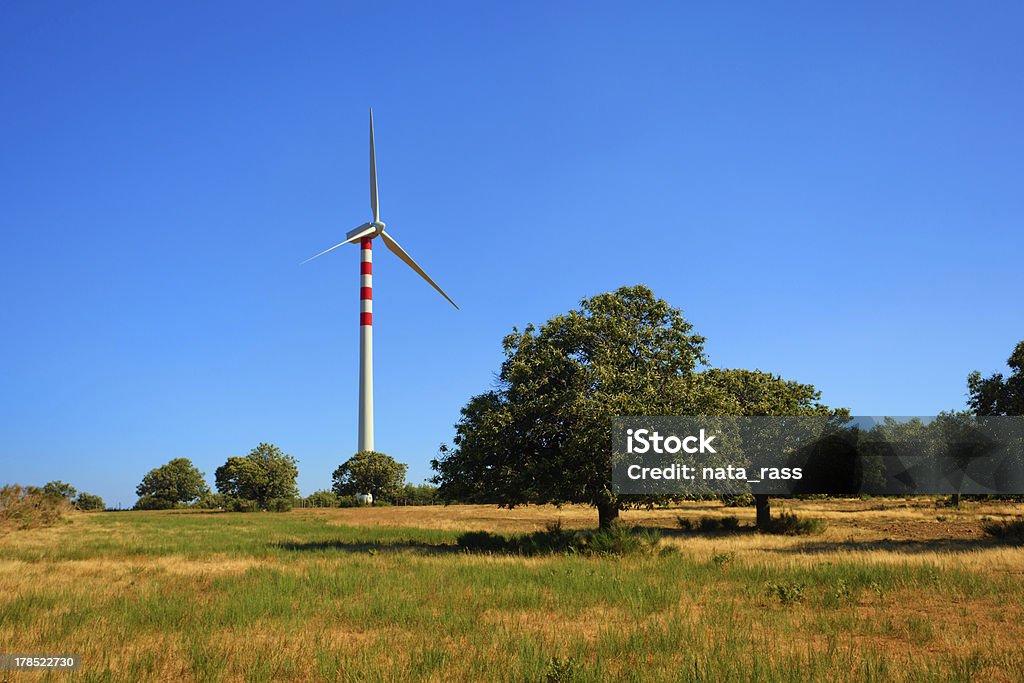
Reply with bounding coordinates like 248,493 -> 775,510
431,285 -> 1024,529
133,444 -> 438,512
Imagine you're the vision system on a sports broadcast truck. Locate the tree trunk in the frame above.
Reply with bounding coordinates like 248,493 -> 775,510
754,494 -> 771,531
597,501 -> 620,529
951,493 -> 961,507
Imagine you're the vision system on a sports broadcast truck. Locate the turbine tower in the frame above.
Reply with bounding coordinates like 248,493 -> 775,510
304,110 -> 458,453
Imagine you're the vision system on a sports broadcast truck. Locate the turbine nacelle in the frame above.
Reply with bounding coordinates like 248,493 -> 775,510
302,109 -> 459,310
342,221 -> 385,242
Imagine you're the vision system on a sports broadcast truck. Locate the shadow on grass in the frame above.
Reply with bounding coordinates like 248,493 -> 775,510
769,537 -> 1012,555
659,526 -> 757,540
277,525 -> 666,557
275,539 -> 461,555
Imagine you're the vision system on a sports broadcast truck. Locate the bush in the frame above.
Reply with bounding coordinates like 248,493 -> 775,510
579,523 -> 661,556
710,551 -> 735,568
543,656 -> 581,683
678,516 -> 746,533
134,496 -> 177,510
75,492 -> 105,511
761,512 -> 827,536
767,581 -> 805,605
400,483 -> 440,506
1,484 -> 71,531
228,498 -> 260,513
984,518 -> 1024,543
41,481 -> 77,500
301,490 -> 338,508
195,493 -> 229,509
457,522 -> 660,557
266,498 -> 293,512
721,493 -> 756,507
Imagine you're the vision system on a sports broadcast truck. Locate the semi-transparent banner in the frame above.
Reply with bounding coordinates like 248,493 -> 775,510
612,416 -> 1024,496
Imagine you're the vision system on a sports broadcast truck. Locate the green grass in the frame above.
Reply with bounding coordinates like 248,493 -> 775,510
1,509 -> 1022,681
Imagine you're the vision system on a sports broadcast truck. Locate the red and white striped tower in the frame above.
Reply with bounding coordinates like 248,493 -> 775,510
359,237 -> 374,452
304,110 -> 457,458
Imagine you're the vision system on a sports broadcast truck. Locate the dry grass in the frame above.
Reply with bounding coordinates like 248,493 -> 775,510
1,498 -> 1022,681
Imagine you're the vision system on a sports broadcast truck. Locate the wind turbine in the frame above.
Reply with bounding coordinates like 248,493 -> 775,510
304,110 -> 458,453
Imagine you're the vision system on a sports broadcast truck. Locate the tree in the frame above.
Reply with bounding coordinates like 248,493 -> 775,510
41,481 -> 76,500
215,443 -> 299,510
135,458 -> 210,509
432,285 -> 849,529
401,483 -> 439,506
965,344 -> 1024,504
433,285 -> 723,528
75,492 -> 105,511
301,490 -> 339,508
332,451 -> 408,503
698,368 -> 849,529
968,340 -> 1024,416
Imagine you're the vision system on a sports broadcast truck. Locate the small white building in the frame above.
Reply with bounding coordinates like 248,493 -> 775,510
356,493 -> 373,506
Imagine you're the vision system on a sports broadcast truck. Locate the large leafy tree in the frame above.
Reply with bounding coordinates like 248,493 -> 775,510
968,340 -> 1024,416
433,285 -> 725,528
136,458 -> 210,509
433,285 -> 848,529
332,451 -> 408,502
215,443 -> 299,509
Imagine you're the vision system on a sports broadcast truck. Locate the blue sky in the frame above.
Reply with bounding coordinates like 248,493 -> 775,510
2,2 -> 1021,507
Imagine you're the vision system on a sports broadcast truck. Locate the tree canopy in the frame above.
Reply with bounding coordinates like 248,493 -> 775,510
432,286 -> 847,528
136,458 -> 210,509
968,340 -> 1024,416
215,443 -> 299,510
75,492 -> 105,511
41,481 -> 76,500
332,451 -> 408,503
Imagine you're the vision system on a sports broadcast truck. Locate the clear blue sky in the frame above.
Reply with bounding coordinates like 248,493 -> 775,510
2,2 -> 1021,507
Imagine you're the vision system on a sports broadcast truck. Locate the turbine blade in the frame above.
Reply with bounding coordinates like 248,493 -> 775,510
370,109 -> 379,223
380,231 -> 459,309
302,225 -> 376,264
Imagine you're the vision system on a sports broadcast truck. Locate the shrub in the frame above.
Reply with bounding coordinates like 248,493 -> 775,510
761,512 -> 827,536
0,484 -> 71,531
457,523 -> 660,557
75,492 -> 105,511
984,518 -> 1024,543
301,490 -> 338,508
711,551 -> 735,568
678,516 -> 746,533
578,524 -> 659,555
41,481 -> 77,500
266,498 -> 293,512
721,493 -> 756,507
767,581 -> 805,605
543,656 -> 581,683
195,493 -> 229,510
400,483 -> 439,506
134,496 -> 177,510
228,498 -> 260,513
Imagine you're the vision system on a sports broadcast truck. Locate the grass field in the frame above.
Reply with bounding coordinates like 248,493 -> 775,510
2,499 -> 1024,682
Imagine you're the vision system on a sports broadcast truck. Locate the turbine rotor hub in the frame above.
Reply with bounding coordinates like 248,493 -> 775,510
371,221 -> 386,236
